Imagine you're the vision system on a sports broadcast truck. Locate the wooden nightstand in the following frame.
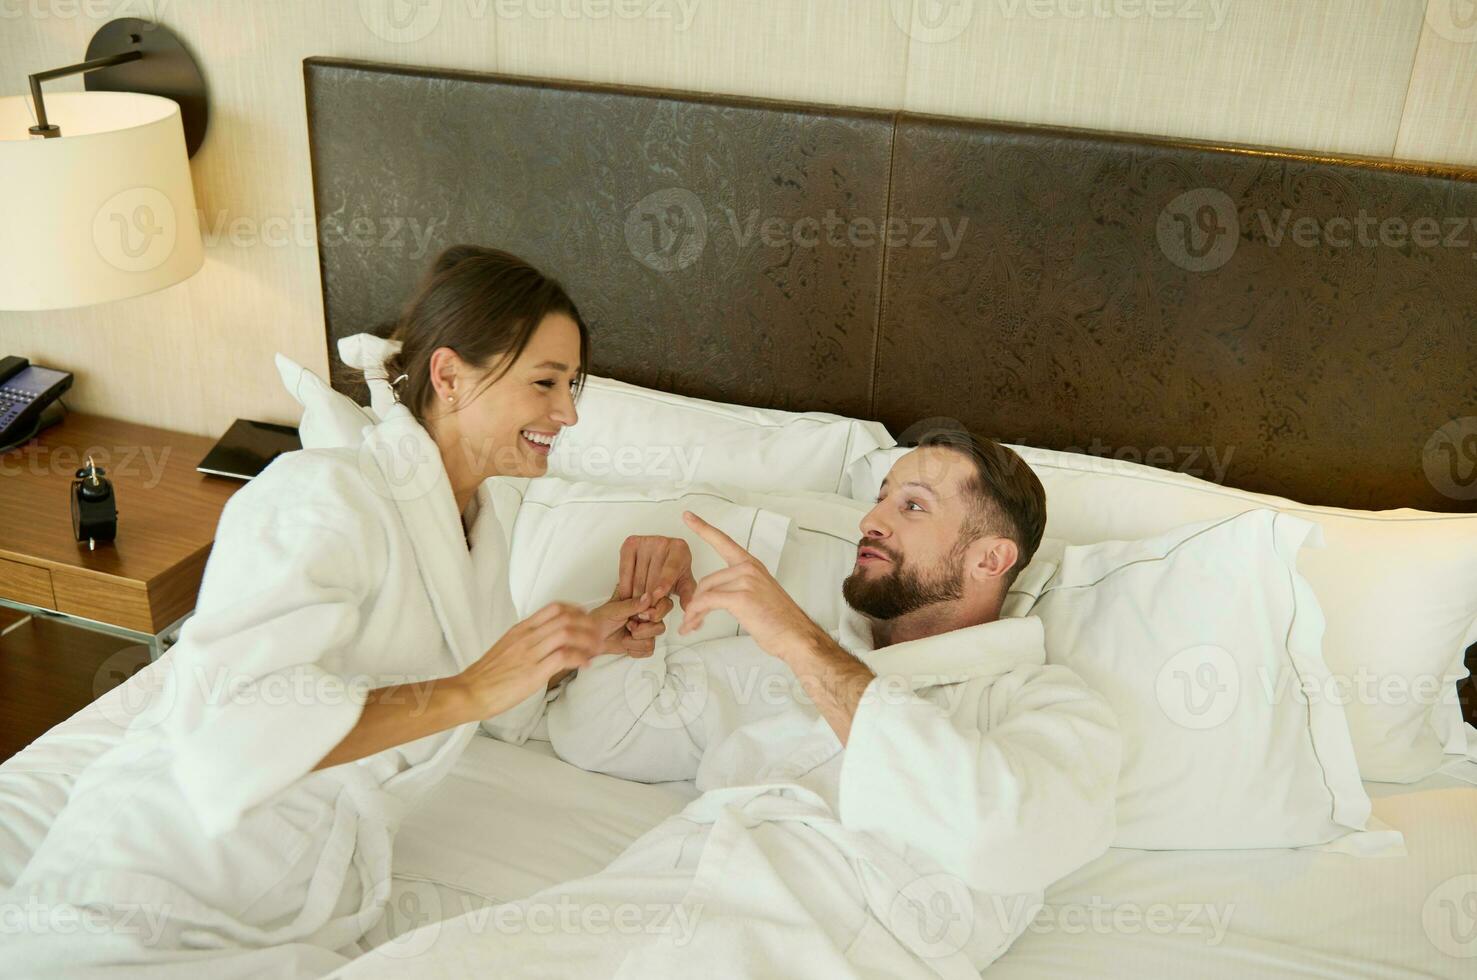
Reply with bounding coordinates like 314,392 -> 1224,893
0,413 -> 240,657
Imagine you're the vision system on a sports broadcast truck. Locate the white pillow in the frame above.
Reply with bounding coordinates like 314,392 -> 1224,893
274,354 -> 375,449
748,490 -> 871,634
551,376 -> 893,494
335,335 -> 894,495
508,480 -> 790,647
849,444 -> 1477,783
552,376 -> 892,492
1020,509 -> 1375,850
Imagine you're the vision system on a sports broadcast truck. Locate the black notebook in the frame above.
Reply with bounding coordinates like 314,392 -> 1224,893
197,419 -> 302,481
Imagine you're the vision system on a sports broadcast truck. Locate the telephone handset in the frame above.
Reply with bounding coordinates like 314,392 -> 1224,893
0,356 -> 74,452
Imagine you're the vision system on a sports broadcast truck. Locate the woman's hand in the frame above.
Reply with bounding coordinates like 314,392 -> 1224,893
452,602 -> 612,719
317,599 -> 648,770
591,588 -> 674,658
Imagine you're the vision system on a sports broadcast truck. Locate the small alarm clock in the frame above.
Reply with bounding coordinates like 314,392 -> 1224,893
72,455 -> 117,551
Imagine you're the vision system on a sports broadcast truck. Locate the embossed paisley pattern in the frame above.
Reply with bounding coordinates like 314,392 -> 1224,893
306,61 -> 1477,513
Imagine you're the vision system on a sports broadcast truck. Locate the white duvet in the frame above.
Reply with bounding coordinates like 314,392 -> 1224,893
4,654 -> 1477,977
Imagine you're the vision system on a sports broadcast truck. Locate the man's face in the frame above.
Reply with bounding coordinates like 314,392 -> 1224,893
843,447 -> 977,621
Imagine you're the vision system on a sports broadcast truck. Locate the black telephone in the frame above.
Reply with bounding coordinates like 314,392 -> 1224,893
0,356 -> 74,451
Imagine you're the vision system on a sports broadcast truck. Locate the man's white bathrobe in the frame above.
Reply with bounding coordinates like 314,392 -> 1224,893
1,405 -> 541,979
338,606 -> 1122,978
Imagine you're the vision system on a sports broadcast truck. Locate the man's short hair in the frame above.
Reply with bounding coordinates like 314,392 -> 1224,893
910,429 -> 1047,587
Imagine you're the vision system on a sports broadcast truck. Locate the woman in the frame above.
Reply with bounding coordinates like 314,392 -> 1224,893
4,246 -> 694,978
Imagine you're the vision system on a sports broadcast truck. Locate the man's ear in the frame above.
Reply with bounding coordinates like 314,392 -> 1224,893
969,536 -> 1019,583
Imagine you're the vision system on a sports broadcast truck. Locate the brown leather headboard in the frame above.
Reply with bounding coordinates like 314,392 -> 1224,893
304,57 -> 1477,514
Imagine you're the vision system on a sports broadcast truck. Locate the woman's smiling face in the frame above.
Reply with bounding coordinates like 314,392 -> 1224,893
434,312 -> 583,480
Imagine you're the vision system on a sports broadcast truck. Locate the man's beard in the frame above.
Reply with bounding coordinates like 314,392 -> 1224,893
842,541 -> 968,621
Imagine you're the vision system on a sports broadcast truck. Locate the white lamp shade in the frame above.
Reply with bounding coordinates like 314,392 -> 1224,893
0,91 -> 203,311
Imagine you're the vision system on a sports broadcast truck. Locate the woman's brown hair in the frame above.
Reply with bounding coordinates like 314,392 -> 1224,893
376,245 -> 590,422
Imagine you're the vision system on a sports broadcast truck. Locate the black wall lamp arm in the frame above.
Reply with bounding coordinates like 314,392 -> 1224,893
20,19 -> 208,158
28,48 -> 143,138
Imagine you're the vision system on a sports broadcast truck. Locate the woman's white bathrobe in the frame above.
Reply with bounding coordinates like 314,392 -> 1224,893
2,405 -> 539,978
338,608 -> 1123,979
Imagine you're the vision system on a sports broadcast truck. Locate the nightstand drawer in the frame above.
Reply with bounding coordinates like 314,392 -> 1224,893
0,558 -> 55,610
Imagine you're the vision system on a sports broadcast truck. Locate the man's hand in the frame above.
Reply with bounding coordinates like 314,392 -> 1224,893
680,510 -> 875,744
617,535 -> 696,614
678,511 -> 827,662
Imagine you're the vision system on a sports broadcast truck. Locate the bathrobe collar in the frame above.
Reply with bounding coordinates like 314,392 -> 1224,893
837,604 -> 1047,692
358,404 -> 493,672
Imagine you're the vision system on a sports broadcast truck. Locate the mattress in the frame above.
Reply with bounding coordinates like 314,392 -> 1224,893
3,660 -> 1475,977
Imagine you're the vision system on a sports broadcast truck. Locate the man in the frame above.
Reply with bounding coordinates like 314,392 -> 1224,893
340,433 -> 1122,978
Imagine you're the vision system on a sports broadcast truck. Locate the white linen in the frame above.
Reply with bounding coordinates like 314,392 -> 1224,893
3,662 -> 1474,979
1022,510 -> 1381,851
548,374 -> 894,493
340,610 -> 1123,977
390,738 -> 694,905
0,403 -> 530,978
368,742 -> 1477,980
848,444 -> 1477,783
987,780 -> 1477,980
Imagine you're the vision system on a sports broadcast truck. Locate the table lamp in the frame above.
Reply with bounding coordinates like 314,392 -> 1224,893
0,18 -> 209,311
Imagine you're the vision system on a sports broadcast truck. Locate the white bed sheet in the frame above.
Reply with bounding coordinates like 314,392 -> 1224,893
4,659 -> 1475,977
372,735 -> 1477,978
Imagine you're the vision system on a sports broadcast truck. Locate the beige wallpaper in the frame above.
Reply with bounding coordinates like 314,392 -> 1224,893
0,0 -> 1471,437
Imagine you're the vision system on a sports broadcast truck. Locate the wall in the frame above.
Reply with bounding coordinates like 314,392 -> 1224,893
1,0 -> 1473,436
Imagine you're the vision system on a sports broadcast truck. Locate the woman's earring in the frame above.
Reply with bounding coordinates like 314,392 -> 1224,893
447,394 -> 455,404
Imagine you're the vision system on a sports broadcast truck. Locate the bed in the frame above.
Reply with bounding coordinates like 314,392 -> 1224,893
4,56 -> 1477,977
2,661 -> 1474,977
